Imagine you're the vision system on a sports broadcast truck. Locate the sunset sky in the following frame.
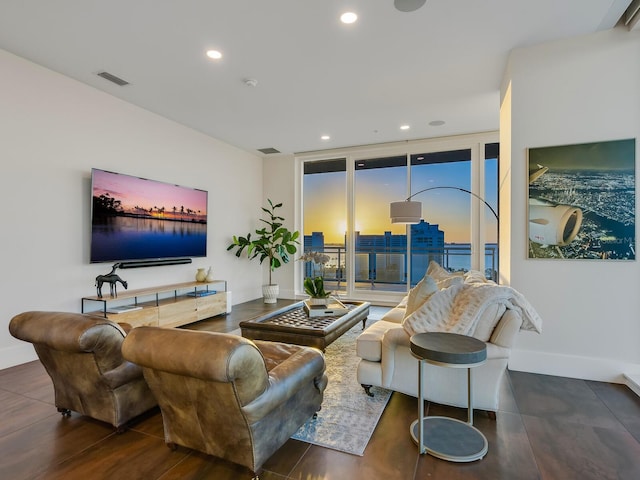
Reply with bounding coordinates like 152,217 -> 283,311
92,169 -> 207,216
304,160 -> 498,245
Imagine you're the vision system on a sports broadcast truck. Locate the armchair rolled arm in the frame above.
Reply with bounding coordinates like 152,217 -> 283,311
117,323 -> 133,335
102,361 -> 145,389
242,347 -> 326,423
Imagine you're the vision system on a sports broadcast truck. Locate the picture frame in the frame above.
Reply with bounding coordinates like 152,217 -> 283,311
527,138 -> 635,260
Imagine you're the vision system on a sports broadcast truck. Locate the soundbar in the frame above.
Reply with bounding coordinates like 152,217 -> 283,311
115,258 -> 193,269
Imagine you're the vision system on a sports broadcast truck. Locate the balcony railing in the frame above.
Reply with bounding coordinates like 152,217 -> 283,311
303,245 -> 498,292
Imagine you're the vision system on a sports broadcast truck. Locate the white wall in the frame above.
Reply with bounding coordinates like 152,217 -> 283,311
0,49 -> 265,369
263,154 -> 299,298
503,27 -> 640,382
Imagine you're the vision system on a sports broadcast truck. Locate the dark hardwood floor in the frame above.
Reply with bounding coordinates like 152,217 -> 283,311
3,299 -> 640,479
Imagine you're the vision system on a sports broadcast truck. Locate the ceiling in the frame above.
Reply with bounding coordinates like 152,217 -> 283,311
0,1 -> 633,156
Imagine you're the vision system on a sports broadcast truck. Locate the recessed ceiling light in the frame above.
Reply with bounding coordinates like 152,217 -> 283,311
206,50 -> 222,60
429,120 -> 445,126
340,12 -> 358,24
400,125 -> 410,130
321,135 -> 331,140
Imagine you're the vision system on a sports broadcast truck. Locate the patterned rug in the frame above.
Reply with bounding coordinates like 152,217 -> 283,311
291,306 -> 392,456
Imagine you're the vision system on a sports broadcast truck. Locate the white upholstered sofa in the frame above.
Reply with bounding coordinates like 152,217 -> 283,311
355,263 -> 540,415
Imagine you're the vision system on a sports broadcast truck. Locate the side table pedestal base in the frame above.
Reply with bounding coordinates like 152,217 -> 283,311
410,416 -> 488,462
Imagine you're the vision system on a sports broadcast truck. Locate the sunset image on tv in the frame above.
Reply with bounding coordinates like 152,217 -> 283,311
90,168 -> 208,263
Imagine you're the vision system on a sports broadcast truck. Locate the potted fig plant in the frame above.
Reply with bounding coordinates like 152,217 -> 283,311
227,199 -> 300,303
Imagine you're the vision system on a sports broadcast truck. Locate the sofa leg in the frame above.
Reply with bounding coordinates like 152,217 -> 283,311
487,411 -> 497,420
57,407 -> 71,417
167,442 -> 178,451
361,384 -> 374,397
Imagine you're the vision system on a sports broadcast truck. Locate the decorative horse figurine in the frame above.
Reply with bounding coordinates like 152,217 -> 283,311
95,264 -> 127,298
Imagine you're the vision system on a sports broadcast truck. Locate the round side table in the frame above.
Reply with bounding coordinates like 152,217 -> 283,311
409,332 -> 488,462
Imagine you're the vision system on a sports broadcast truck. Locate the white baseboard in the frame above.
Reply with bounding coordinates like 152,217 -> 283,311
509,348 -> 639,385
623,373 -> 640,397
0,343 -> 38,371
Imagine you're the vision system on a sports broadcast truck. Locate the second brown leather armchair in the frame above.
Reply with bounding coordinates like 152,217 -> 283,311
9,311 -> 157,431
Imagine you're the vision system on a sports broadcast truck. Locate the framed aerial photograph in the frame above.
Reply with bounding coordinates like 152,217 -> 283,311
527,138 -> 636,260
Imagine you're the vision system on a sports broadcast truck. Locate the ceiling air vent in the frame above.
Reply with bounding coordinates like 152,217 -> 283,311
96,71 -> 130,86
257,147 -> 281,154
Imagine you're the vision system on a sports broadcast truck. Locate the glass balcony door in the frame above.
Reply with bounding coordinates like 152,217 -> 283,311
354,155 -> 408,293
409,149 -> 472,285
302,158 -> 347,297
299,134 -> 499,301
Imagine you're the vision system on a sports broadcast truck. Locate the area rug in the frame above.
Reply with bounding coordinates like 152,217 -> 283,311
291,306 -> 392,456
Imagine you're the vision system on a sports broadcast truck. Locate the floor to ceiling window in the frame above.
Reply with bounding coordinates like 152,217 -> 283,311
299,134 -> 499,301
409,149 -> 472,285
484,143 -> 499,281
302,158 -> 347,296
354,156 -> 407,293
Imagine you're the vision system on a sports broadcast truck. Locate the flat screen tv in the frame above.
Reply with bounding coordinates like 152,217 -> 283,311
90,168 -> 207,263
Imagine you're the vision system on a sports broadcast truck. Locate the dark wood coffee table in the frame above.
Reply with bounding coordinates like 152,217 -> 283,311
239,301 -> 370,350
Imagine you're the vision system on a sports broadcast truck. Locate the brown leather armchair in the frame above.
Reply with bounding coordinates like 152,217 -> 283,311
9,311 -> 157,431
121,327 -> 328,479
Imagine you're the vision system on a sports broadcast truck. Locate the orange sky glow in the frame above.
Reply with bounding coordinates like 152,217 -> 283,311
92,169 -> 207,220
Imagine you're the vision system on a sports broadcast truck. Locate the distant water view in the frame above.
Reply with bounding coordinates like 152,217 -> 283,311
438,243 -> 498,272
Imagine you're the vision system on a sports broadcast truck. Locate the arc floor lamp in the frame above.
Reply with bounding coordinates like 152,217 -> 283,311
389,186 -> 499,224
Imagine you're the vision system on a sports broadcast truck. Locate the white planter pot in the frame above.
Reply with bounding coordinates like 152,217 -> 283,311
308,297 -> 328,306
262,284 -> 279,304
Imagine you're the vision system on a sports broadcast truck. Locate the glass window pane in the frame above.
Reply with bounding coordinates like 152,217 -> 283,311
354,156 -> 407,292
410,149 -> 472,283
485,143 -> 499,280
303,159 -> 347,295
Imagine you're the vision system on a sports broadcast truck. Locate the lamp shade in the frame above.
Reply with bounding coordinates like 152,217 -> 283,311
390,201 -> 422,224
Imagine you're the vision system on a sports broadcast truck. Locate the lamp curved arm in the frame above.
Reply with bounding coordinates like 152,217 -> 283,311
406,186 -> 499,221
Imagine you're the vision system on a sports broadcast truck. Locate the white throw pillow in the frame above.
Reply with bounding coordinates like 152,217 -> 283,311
404,274 -> 438,319
471,302 -> 507,341
427,261 -> 463,284
402,282 -> 465,336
